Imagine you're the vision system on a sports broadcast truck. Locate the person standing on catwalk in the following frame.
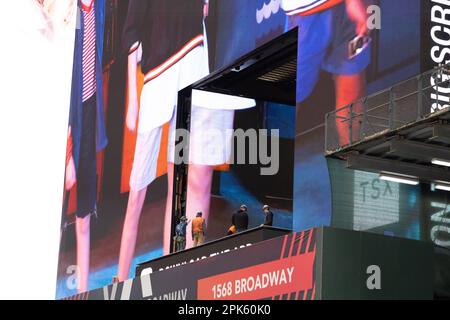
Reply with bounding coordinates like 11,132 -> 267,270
173,216 -> 190,252
262,205 -> 274,226
232,205 -> 249,233
192,212 -> 207,247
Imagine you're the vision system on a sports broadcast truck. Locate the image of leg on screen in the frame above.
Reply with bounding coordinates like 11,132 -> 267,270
66,0 -> 107,292
63,0 -> 108,293
117,0 -> 229,281
283,0 -> 370,145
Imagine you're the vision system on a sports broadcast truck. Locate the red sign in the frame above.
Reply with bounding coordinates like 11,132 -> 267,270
197,252 -> 315,300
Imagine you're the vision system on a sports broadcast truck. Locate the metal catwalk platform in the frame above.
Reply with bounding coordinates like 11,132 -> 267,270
325,64 -> 450,185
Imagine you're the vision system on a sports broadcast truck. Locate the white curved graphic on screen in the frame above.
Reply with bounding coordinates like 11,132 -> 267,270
281,0 -> 328,16
256,0 -> 281,24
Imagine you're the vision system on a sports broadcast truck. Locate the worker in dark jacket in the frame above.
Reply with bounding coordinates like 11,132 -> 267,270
262,205 -> 274,226
173,216 -> 190,252
232,205 -> 249,233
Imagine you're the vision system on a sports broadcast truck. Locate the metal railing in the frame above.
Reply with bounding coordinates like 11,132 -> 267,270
325,64 -> 450,154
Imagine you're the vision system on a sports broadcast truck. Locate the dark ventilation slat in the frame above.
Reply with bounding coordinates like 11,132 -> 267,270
258,58 -> 297,82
